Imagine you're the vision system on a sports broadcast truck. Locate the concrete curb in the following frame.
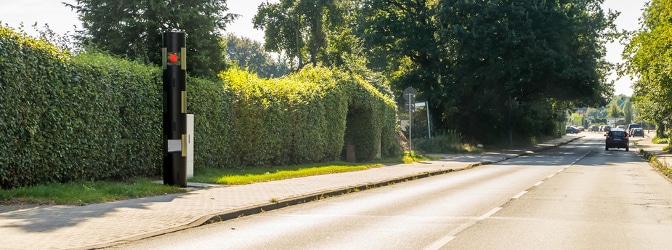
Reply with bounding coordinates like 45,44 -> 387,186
86,136 -> 582,249
636,144 -> 672,181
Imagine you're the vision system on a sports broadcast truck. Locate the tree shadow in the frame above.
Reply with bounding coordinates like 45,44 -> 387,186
0,192 -> 188,233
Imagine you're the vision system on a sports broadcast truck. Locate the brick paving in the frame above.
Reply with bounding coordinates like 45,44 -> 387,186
0,135 -> 593,249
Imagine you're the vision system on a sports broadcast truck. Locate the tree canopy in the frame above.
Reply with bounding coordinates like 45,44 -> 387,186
223,34 -> 291,78
253,0 -> 360,71
623,0 -> 672,136
357,0 -> 616,142
65,0 -> 238,79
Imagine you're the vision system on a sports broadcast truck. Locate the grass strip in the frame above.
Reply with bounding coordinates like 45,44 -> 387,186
0,178 -> 184,205
191,163 -> 383,185
191,153 -> 439,185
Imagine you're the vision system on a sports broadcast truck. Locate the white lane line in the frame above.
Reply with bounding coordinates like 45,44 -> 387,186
426,143 -> 593,250
512,191 -> 527,199
570,148 -> 594,166
425,207 -> 502,250
477,207 -> 502,220
424,235 -> 456,250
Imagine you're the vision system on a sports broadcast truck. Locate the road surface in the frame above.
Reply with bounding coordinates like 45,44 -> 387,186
111,134 -> 672,250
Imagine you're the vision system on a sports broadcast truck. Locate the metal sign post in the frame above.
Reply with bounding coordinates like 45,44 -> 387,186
162,31 -> 187,187
403,87 -> 417,152
425,101 -> 431,139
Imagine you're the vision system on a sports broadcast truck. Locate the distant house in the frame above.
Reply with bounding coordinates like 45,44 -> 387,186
606,118 -> 625,126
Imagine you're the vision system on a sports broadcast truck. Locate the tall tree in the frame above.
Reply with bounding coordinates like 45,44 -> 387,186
437,0 -> 615,140
360,0 -> 616,143
607,102 -> 623,118
623,0 -> 672,136
223,34 -> 291,78
623,100 -> 633,124
585,107 -> 600,119
253,0 -> 356,70
65,0 -> 238,79
359,0 -> 444,135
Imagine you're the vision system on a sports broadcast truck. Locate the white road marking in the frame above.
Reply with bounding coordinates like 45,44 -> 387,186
426,142 -> 595,250
477,207 -> 502,220
424,207 -> 502,250
512,191 -> 527,199
424,235 -> 456,250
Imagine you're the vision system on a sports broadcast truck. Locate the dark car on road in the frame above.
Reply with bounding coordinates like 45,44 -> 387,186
605,129 -> 629,151
631,128 -> 644,137
566,126 -> 579,134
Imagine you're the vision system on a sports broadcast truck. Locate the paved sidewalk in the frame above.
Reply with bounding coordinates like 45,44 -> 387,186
630,130 -> 672,164
0,135 -> 583,250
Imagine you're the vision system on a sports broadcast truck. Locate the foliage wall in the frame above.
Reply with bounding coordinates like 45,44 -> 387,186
192,67 -> 400,167
0,27 -> 163,189
0,28 -> 400,189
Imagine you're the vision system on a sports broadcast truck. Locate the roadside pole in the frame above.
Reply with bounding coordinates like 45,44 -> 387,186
403,87 -> 417,152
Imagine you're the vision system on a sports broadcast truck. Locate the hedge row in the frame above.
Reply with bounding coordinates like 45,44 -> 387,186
0,27 -> 163,188
0,27 -> 400,189
190,67 -> 400,168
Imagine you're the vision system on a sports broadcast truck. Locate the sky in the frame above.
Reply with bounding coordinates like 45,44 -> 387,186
0,0 -> 646,96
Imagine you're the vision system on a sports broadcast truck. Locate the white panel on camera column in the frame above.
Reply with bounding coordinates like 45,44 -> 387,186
187,114 -> 194,179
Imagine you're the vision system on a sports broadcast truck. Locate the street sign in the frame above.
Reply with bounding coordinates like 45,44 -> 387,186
402,87 -> 417,101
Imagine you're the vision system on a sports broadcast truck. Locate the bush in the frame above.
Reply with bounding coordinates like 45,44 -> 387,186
653,136 -> 669,144
412,130 -> 468,153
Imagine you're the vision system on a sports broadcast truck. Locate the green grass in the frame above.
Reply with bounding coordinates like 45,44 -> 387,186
653,136 -> 669,144
190,152 -> 441,185
0,178 -> 184,205
0,153 -> 437,205
190,162 -> 384,185
400,151 -> 440,163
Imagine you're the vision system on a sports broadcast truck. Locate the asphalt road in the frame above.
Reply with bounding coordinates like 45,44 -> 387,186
111,134 -> 672,250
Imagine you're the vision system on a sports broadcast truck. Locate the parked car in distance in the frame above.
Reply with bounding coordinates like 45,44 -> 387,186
631,128 -> 644,137
566,126 -> 579,134
626,123 -> 641,135
589,125 -> 599,132
603,125 -> 611,132
605,129 -> 629,151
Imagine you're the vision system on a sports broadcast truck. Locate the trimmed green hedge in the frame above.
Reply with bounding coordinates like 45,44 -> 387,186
190,67 -> 401,167
0,27 -> 400,189
0,28 -> 163,188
